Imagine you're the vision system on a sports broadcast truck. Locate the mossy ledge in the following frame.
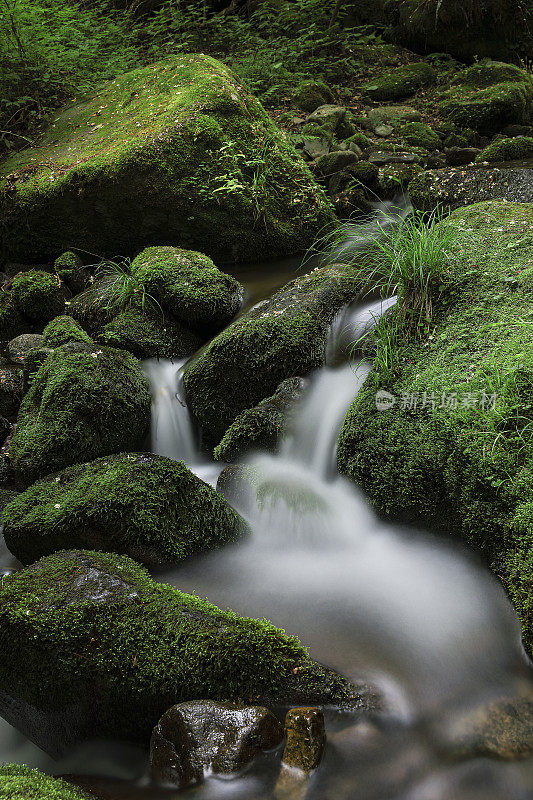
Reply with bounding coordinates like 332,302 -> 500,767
0,54 -> 335,263
337,201 -> 533,652
0,764 -> 97,800
0,550 -> 376,747
2,453 -> 250,567
183,266 -> 362,448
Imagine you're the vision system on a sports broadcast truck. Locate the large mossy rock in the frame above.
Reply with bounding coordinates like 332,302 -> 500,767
438,62 -> 533,134
9,344 -> 151,487
2,453 -> 249,567
11,270 -> 66,323
96,307 -> 202,360
362,62 -> 436,102
0,550 -> 374,749
386,0 -> 531,63
130,246 -> 243,335
0,765 -> 97,800
337,201 -> 533,652
409,166 -> 533,212
183,267 -> 361,448
0,55 -> 335,264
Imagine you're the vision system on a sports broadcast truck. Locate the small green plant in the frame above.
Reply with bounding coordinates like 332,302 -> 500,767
94,258 -> 162,318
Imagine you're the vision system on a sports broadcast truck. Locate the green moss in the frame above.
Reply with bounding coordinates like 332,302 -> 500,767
343,132 -> 372,150
301,122 -> 333,141
347,162 -> 379,187
292,81 -> 334,113
42,315 -> 93,347
0,489 -> 18,513
54,251 -> 87,294
214,377 -> 305,462
68,281 -> 116,332
130,247 -> 243,335
11,270 -> 65,324
96,307 -> 202,359
337,201 -> 533,651
0,765 -> 96,800
438,62 -> 533,134
0,292 -> 28,343
0,55 -> 335,264
9,344 -> 151,487
2,452 -> 249,567
0,550 -> 367,744
399,122 -> 441,151
184,266 -> 362,448
362,62 -> 436,102
379,163 -> 422,196
476,136 -> 533,163
0,367 -> 23,418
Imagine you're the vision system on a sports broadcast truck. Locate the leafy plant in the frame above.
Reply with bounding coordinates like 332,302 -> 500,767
94,258 -> 162,318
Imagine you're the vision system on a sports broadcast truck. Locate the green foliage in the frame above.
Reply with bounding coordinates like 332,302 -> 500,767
0,0 -> 137,153
0,764 -> 97,799
94,258 -> 162,318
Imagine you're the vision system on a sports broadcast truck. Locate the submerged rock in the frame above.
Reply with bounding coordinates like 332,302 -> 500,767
130,246 -> 243,336
9,344 -> 151,486
0,550 -> 373,750
0,765 -> 97,800
2,452 -> 249,567
183,267 -> 362,448
0,55 -> 335,263
150,700 -> 283,786
409,166 -> 533,211
282,707 -> 326,771
214,377 -> 307,462
337,201 -> 533,653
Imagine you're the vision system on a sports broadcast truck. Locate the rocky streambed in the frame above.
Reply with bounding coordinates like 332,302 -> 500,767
0,40 -> 533,800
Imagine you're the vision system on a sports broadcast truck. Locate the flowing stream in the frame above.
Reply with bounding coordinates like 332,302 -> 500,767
1,204 -> 533,798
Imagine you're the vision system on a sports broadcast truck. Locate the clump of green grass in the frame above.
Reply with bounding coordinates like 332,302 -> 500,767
94,258 -> 162,318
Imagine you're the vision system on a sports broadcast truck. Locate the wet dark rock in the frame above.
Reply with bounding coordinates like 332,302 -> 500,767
0,416 -> 12,449
282,707 -> 326,771
2,452 -> 249,567
150,700 -> 284,787
6,333 -> 44,365
0,550 -> 369,752
214,377 -> 307,462
435,693 -> 533,761
409,166 -> 533,212
96,308 -> 202,360
445,147 -> 481,166
0,366 -> 24,417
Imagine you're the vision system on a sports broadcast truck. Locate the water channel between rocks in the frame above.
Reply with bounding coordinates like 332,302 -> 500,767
1,200 -> 533,800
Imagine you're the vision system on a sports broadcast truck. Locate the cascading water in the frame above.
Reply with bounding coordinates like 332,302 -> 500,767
1,203 -> 533,799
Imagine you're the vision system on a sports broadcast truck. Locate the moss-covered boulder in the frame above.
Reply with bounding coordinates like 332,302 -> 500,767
0,367 -> 24,418
11,270 -> 65,323
476,136 -> 533,163
96,307 -> 202,359
0,55 -> 335,264
2,452 -> 249,567
9,344 -> 151,487
438,62 -> 533,135
337,201 -> 533,652
0,765 -> 97,800
42,315 -> 93,347
183,267 -> 362,448
214,377 -> 306,462
399,122 -> 441,151
409,166 -> 533,212
68,281 -> 116,332
362,63 -> 436,102
292,81 -> 334,113
54,251 -> 87,294
130,247 -> 243,336
0,550 -> 374,748
0,292 -> 28,342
